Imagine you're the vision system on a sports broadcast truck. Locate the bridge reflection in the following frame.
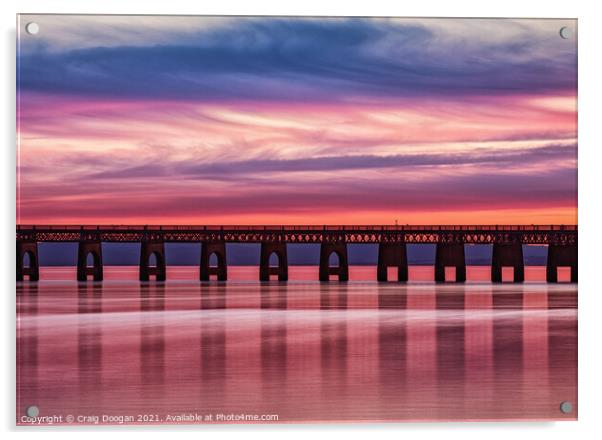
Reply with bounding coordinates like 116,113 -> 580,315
16,280 -> 577,421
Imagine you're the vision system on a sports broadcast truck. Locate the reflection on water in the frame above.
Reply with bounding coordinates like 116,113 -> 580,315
17,267 -> 577,424
77,284 -> 103,412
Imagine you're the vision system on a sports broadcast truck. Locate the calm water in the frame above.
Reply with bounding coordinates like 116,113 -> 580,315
17,266 -> 577,425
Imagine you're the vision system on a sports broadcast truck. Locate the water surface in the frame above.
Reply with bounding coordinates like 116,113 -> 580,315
17,266 -> 577,424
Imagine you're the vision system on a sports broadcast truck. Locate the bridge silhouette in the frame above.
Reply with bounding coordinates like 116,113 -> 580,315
16,225 -> 577,283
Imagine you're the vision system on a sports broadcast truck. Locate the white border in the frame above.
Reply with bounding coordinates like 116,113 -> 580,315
3,1 -> 602,439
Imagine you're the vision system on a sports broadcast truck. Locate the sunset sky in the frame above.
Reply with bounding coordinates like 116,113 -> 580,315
17,16 -> 577,225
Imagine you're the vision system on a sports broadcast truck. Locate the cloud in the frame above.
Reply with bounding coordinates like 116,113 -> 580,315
15,17 -> 578,225
55,142 -> 569,181
18,18 -> 577,103
17,163 -> 577,224
18,140 -> 577,221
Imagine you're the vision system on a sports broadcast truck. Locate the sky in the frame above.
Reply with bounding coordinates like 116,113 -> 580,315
17,15 -> 578,225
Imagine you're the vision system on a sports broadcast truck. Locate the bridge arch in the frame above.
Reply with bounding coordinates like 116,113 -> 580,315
328,251 -> 341,267
260,242 -> 288,281
547,244 -> 577,283
22,251 -> 33,268
86,250 -> 102,268
77,240 -> 103,282
139,240 -> 166,281
434,243 -> 466,283
17,241 -> 39,281
319,242 -> 348,282
491,243 -> 524,283
208,251 -> 225,269
268,251 -> 280,267
200,241 -> 228,281
377,242 -> 408,282
148,251 -> 164,268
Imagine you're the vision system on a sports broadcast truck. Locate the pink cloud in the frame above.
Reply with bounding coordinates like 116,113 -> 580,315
17,92 -> 577,225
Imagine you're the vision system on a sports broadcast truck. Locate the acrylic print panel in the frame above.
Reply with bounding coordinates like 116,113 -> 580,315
16,15 -> 577,425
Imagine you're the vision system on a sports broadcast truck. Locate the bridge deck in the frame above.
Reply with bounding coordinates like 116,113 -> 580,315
16,225 -> 577,245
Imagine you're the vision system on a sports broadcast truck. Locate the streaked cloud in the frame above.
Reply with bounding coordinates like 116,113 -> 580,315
16,16 -> 578,224
18,17 -> 576,103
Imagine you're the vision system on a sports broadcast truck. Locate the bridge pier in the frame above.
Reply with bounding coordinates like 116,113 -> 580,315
435,243 -> 466,283
260,242 -> 288,281
319,242 -> 349,282
16,241 -> 39,281
200,241 -> 227,281
139,240 -> 166,281
491,243 -> 524,283
377,242 -> 408,282
546,244 -> 577,283
77,240 -> 103,281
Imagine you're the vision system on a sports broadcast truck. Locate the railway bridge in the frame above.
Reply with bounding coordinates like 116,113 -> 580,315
16,225 -> 577,283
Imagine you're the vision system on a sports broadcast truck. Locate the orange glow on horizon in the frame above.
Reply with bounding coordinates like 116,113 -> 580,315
17,207 -> 577,226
